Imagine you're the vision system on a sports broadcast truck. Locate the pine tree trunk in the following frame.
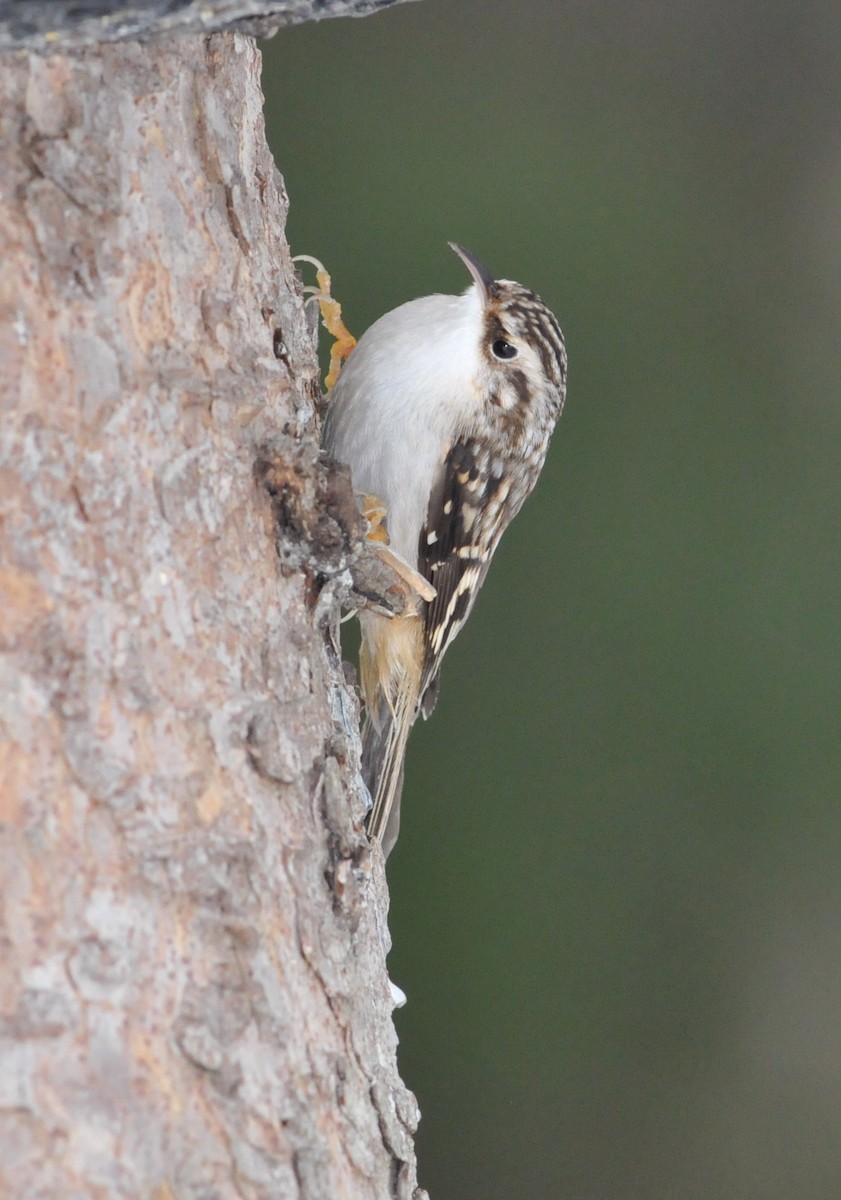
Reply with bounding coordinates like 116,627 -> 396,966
0,25 -> 423,1200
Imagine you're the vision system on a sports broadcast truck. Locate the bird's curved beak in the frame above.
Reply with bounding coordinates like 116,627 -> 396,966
449,242 -> 495,301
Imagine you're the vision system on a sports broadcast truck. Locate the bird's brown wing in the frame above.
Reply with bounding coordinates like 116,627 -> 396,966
417,437 -> 512,718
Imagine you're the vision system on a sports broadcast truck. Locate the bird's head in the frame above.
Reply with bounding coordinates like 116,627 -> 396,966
450,242 -> 567,418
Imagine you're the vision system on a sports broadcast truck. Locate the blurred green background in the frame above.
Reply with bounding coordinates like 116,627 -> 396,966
262,2 -> 841,1196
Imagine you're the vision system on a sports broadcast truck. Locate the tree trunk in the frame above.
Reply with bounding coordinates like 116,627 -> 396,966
0,28 -> 423,1200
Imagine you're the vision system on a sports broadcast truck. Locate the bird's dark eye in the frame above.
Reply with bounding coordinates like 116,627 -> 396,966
491,338 -> 518,360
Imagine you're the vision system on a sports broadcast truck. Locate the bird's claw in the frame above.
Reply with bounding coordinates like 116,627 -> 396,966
293,254 -> 357,389
345,492 -> 436,617
359,493 -> 436,603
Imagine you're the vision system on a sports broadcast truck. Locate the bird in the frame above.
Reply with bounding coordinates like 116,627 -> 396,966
322,243 -> 567,857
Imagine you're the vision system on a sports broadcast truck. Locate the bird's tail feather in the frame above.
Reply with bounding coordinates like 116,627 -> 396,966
361,680 -> 415,858
358,612 -> 422,858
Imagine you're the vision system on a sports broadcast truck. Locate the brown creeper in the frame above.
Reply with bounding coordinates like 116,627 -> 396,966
323,244 -> 567,856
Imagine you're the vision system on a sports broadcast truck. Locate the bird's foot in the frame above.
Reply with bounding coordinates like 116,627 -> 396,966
359,493 -> 436,604
293,254 -> 357,389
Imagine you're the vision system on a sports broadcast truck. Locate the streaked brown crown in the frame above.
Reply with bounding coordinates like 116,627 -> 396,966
486,281 -> 568,394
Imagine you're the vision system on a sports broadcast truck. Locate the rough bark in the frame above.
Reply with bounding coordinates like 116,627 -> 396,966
0,33 -> 423,1200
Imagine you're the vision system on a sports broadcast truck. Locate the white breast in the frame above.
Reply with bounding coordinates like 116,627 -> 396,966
324,285 -> 484,563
